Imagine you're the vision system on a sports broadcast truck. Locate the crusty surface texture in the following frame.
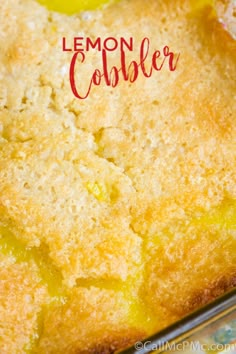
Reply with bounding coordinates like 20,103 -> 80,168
0,252 -> 49,353
0,0 -> 235,353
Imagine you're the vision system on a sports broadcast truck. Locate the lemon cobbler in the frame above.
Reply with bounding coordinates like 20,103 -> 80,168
0,0 -> 235,353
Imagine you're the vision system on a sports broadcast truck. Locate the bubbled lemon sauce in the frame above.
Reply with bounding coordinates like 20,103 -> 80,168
0,199 -> 235,352
37,0 -> 117,14
0,227 -> 64,299
0,227 -> 156,351
2,2 -> 235,350
37,0 -> 214,15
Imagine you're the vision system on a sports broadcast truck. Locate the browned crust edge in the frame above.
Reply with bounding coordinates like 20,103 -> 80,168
186,273 -> 236,313
80,330 -> 147,354
88,275 -> 236,354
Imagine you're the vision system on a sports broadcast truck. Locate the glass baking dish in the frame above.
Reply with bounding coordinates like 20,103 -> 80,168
119,288 -> 236,354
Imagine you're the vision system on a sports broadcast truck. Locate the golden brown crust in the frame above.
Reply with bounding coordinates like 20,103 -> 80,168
85,274 -> 236,354
36,287 -> 147,354
187,274 -> 236,312
0,0 -> 235,352
0,253 -> 49,353
85,332 -> 146,354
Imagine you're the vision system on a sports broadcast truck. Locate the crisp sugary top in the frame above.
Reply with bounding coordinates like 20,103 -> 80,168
0,0 -> 235,353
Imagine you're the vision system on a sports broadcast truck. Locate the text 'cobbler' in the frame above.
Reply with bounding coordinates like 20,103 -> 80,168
62,36 -> 180,99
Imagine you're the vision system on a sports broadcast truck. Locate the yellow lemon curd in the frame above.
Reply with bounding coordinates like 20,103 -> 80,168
38,0 -> 116,14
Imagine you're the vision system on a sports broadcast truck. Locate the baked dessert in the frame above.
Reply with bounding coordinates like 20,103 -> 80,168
0,0 -> 235,353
